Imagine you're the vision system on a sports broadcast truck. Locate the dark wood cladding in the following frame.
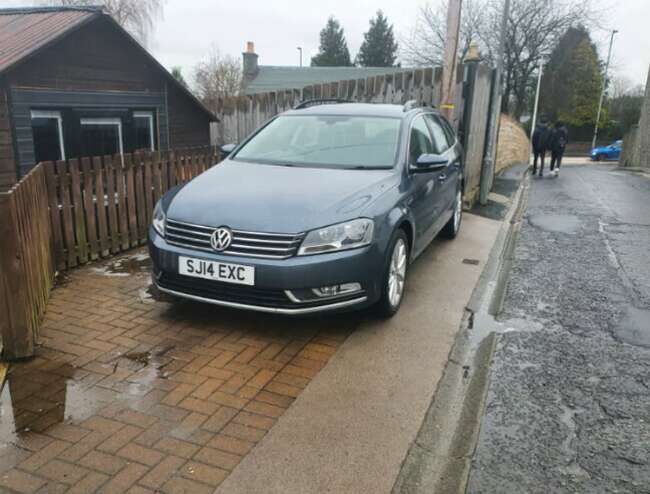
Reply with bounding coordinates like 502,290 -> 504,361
1,14 -> 213,183
5,17 -> 165,93
167,82 -> 211,149
0,86 -> 17,190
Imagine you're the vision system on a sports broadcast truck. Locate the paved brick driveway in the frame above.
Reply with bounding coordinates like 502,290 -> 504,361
0,250 -> 357,493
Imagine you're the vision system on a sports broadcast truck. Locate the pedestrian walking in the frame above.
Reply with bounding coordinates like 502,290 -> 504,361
549,121 -> 569,177
531,118 -> 551,177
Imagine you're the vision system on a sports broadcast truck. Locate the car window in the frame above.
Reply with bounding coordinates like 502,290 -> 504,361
438,116 -> 457,147
424,114 -> 450,154
409,116 -> 434,165
233,115 -> 401,169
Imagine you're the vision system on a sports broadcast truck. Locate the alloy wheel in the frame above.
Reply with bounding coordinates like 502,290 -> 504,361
454,190 -> 462,233
388,238 -> 407,308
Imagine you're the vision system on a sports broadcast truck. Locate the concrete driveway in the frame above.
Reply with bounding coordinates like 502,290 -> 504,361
0,212 -> 502,494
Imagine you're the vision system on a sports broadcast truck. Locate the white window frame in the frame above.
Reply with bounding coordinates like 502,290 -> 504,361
133,111 -> 155,151
80,117 -> 124,156
31,110 -> 66,160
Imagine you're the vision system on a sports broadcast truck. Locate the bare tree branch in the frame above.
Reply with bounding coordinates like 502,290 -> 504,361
193,46 -> 243,115
39,0 -> 165,46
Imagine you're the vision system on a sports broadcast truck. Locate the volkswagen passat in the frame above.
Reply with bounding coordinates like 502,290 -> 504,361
149,101 -> 464,317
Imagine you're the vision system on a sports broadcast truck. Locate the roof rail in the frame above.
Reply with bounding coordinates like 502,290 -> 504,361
294,98 -> 353,110
403,100 -> 419,112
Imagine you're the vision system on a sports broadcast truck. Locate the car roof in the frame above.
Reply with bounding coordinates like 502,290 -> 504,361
283,102 -> 435,119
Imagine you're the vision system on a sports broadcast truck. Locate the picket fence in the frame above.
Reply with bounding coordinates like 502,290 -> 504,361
0,146 -> 220,359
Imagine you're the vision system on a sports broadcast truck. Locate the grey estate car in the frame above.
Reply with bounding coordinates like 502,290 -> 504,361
148,100 -> 464,317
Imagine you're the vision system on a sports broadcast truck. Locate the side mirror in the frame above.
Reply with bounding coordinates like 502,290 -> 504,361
412,153 -> 447,172
220,143 -> 237,158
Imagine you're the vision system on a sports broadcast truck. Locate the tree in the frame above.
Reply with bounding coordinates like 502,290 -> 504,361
171,66 -> 187,88
402,0 -> 489,67
311,17 -> 352,67
402,0 -> 598,118
40,0 -> 165,46
489,0 -> 596,118
193,47 -> 242,114
558,37 -> 603,127
539,26 -> 597,122
357,11 -> 398,67
607,79 -> 645,136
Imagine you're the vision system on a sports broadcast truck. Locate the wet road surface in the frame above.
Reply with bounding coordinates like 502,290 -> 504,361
467,165 -> 650,493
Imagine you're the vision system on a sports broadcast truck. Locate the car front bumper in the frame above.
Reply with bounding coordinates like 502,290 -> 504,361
148,227 -> 385,314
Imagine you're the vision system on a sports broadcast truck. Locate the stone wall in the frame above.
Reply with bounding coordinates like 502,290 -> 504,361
622,66 -> 650,169
495,114 -> 529,173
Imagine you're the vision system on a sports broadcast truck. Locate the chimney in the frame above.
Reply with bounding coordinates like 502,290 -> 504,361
242,41 -> 259,82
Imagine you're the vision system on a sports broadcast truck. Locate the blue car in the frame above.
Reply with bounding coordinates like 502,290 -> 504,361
591,140 -> 622,161
148,100 -> 464,317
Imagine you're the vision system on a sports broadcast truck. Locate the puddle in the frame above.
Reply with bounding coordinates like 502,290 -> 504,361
0,345 -> 174,445
92,252 -> 151,277
558,401 -> 590,479
615,306 -> 650,348
529,214 -> 581,234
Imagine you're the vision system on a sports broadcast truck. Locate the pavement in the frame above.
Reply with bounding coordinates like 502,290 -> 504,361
0,205 -> 506,493
0,253 -> 356,493
467,163 -> 650,493
215,213 -> 501,494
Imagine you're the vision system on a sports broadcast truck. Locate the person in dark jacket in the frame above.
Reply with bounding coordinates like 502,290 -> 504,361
549,121 -> 569,176
531,118 -> 551,176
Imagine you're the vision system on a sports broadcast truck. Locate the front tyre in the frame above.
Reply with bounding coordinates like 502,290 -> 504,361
441,188 -> 463,239
376,230 -> 409,318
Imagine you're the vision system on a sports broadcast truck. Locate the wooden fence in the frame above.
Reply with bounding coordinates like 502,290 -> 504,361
44,146 -> 220,270
0,146 -> 220,359
0,165 -> 54,359
213,68 -> 446,145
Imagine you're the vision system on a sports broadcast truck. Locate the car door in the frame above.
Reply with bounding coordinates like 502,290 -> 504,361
406,115 -> 445,254
424,114 -> 459,229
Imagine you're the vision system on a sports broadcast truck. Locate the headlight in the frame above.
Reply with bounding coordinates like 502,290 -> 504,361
298,219 -> 374,256
152,201 -> 166,237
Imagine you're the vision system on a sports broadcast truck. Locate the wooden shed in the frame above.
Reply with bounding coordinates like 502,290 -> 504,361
0,6 -> 216,190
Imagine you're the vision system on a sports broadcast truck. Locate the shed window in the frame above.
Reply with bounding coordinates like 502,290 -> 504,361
31,110 -> 65,162
80,118 -> 124,157
133,111 -> 155,151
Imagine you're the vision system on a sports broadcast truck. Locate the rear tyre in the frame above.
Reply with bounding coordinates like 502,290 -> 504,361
441,187 -> 463,239
375,229 -> 409,318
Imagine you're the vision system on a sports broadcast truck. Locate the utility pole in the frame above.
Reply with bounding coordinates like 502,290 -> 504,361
479,0 -> 510,205
592,29 -> 617,149
528,59 -> 544,162
441,0 -> 462,120
297,47 -> 303,67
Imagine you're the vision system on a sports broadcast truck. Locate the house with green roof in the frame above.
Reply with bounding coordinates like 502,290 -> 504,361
242,42 -> 404,95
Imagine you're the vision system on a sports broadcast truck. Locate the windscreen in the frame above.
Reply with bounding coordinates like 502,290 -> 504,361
233,115 -> 401,169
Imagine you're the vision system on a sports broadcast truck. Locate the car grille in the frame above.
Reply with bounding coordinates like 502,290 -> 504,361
165,219 -> 304,259
158,271 -> 292,308
157,272 -> 363,310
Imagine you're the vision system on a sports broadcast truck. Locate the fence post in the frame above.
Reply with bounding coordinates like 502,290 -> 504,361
0,192 -> 35,359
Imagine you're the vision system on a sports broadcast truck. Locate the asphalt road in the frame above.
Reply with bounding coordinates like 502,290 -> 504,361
467,164 -> 650,494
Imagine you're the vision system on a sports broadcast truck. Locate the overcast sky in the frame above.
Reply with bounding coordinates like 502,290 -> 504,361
3,0 -> 649,88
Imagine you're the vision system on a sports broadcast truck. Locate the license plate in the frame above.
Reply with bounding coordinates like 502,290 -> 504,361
179,256 -> 254,286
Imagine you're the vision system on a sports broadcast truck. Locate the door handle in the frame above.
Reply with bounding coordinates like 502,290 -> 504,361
438,173 -> 447,182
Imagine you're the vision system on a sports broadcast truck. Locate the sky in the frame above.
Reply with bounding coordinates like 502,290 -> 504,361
2,0 -> 649,88
147,0 -> 650,90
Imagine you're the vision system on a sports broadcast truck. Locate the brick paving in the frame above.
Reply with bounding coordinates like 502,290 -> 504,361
0,250 -> 356,493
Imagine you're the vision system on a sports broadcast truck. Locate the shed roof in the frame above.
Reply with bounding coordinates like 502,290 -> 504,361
245,66 -> 406,95
0,6 -> 101,75
0,6 -> 216,121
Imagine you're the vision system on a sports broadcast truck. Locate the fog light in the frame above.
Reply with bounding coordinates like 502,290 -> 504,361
312,283 -> 361,298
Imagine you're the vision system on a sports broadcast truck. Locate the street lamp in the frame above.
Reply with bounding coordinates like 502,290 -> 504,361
592,29 -> 618,149
297,47 -> 303,67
